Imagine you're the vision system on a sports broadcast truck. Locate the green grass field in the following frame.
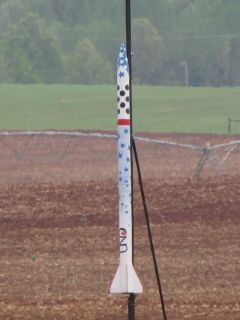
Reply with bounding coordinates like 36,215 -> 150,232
0,84 -> 239,133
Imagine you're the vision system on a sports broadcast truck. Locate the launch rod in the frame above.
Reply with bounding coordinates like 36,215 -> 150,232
126,0 -> 132,81
126,0 -> 136,320
132,138 -> 168,320
125,0 -> 133,239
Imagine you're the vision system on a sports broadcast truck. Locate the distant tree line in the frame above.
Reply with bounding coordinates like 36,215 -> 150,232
0,0 -> 240,86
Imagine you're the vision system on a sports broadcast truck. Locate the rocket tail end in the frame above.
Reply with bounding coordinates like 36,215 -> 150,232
110,263 -> 143,294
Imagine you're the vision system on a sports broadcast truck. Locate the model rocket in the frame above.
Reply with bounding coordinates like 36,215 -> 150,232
110,44 -> 143,294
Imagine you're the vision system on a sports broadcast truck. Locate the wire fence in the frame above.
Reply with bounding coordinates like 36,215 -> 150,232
0,130 -> 239,185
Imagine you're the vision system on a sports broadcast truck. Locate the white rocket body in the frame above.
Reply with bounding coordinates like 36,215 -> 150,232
110,44 -> 143,294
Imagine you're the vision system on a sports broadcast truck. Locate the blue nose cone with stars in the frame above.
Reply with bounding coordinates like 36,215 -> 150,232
118,43 -> 129,72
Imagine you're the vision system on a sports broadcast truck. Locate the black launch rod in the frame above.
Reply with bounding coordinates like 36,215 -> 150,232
126,0 -> 136,320
125,2 -> 168,320
132,138 -> 168,320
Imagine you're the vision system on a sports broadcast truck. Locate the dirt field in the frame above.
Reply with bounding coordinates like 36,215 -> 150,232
0,132 -> 240,320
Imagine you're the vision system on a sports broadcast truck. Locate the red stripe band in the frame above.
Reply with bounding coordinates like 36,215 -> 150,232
117,119 -> 131,126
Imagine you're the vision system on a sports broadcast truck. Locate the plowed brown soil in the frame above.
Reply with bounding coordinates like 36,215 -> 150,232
0,132 -> 239,320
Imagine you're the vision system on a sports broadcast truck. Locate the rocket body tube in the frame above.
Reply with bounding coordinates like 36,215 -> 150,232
110,44 -> 143,294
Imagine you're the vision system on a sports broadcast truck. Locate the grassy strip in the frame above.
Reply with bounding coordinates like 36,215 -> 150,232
0,84 -> 239,133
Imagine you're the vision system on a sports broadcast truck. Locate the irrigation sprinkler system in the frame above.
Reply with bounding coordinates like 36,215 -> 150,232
0,130 -> 239,176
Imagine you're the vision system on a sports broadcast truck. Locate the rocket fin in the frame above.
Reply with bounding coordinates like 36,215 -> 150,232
110,263 -> 143,294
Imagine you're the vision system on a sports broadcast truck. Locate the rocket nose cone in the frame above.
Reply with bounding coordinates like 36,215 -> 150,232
118,43 -> 129,71
120,43 -> 126,51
